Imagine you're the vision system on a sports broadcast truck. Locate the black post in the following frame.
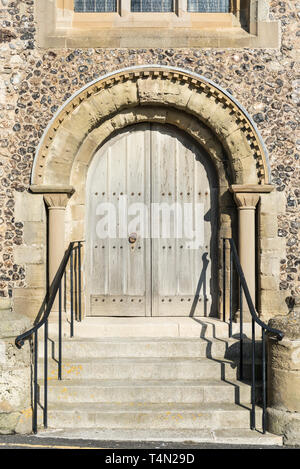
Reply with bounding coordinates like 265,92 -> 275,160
33,330 -> 38,434
229,246 -> 233,338
78,242 -> 82,322
240,281 -> 243,381
64,270 -> 67,312
223,238 -> 226,322
44,320 -> 48,428
262,328 -> 267,434
251,317 -> 256,430
58,282 -> 62,380
70,248 -> 74,337
74,246 -> 78,321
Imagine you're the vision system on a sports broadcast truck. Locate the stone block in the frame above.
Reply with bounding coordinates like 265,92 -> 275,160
107,80 -> 138,110
207,105 -> 240,138
69,221 -> 84,242
14,245 -> 45,265
13,288 -> 46,319
187,90 -> 218,124
74,134 -> 98,166
260,191 -> 286,215
267,309 -> 300,445
111,110 -> 139,131
259,215 -> 278,238
260,237 -> 285,253
137,77 -> 169,105
25,264 -> 46,288
23,221 -> 46,246
70,204 -> 85,221
15,192 -> 45,223
162,81 -> 193,110
0,311 -> 32,435
259,254 -> 280,276
260,289 -> 283,312
91,88 -> 118,120
260,275 -> 279,291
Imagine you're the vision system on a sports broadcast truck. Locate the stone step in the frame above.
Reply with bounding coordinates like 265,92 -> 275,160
38,336 -> 261,360
38,378 -> 257,405
42,402 -> 261,430
42,357 -> 262,382
46,317 -> 263,339
36,427 -> 283,446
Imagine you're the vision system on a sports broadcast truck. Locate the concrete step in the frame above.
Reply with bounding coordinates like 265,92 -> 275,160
36,427 -> 283,446
38,336 -> 261,360
46,317 -> 262,339
42,356 -> 262,382
38,378 -> 256,405
42,402 -> 260,430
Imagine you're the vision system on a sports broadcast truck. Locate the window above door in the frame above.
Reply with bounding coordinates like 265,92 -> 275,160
37,0 -> 280,48
73,0 -> 230,13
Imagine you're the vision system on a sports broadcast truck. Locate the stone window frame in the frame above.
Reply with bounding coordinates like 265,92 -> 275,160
37,0 -> 280,49
73,0 -> 234,15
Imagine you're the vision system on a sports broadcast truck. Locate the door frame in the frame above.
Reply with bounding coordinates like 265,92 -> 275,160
29,66 -> 279,322
85,122 -> 219,318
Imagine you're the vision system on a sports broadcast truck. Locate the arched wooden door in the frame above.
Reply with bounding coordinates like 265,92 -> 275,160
86,123 -> 218,317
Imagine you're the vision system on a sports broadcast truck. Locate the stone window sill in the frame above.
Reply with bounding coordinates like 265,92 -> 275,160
37,1 -> 280,48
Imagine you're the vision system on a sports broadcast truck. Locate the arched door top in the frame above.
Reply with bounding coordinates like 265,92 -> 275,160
31,65 -> 271,188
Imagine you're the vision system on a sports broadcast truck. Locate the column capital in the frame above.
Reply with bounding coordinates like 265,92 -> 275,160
43,193 -> 70,209
30,184 -> 75,194
233,192 -> 260,209
230,184 -> 274,194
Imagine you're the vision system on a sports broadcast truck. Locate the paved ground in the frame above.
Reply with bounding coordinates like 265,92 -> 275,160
0,434 -> 293,450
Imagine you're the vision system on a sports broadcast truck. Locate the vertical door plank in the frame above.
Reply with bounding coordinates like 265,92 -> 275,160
86,125 -> 151,316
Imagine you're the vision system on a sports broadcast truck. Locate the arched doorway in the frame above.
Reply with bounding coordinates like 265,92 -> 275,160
86,123 -> 218,317
27,66 -> 281,322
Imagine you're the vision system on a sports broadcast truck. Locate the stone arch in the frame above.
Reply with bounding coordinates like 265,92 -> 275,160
29,66 -> 281,321
31,65 -> 270,188
68,106 -> 230,244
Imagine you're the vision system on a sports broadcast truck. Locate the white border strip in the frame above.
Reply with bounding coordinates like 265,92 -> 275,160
32,65 -> 270,183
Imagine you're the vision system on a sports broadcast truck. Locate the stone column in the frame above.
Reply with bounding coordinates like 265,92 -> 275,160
230,185 -> 274,321
29,185 -> 74,314
43,193 -> 69,311
233,192 -> 260,320
235,192 -> 260,302
267,297 -> 300,446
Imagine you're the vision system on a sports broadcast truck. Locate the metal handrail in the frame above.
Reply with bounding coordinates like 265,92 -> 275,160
227,238 -> 284,340
15,240 -> 84,433
16,243 -> 74,348
223,237 -> 284,434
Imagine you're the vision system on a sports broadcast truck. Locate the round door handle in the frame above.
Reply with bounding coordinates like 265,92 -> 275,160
128,233 -> 137,244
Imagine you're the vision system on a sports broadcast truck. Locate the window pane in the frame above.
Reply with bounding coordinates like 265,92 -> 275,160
131,0 -> 173,12
74,0 -> 117,12
187,0 -> 230,12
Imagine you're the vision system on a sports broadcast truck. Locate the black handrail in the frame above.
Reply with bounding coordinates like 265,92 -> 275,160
223,238 -> 283,434
15,240 -> 84,433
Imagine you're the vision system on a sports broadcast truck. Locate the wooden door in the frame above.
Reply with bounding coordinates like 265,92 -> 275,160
86,124 -> 151,316
151,125 -> 218,316
86,123 -> 218,317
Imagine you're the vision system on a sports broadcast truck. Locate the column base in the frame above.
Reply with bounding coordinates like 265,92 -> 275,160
267,407 -> 300,446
